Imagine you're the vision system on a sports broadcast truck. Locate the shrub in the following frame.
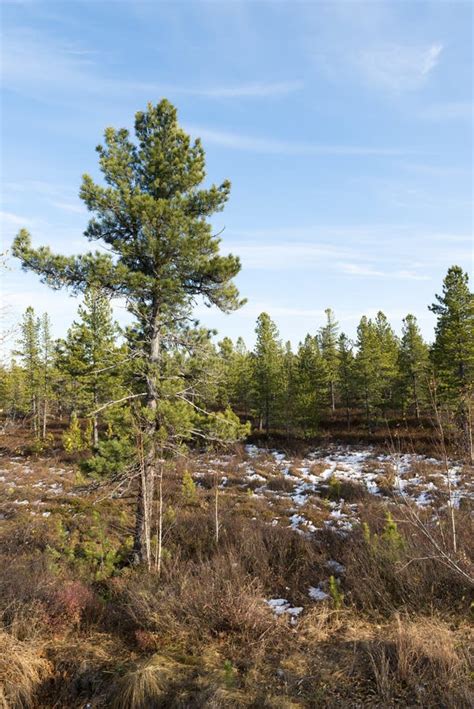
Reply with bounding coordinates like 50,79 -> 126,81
81,437 -> 136,477
62,413 -> 84,453
181,469 -> 197,502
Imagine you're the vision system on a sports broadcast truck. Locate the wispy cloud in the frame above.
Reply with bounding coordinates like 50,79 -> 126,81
186,126 -> 408,156
2,29 -> 302,102
338,263 -> 430,281
0,211 -> 34,229
356,42 -> 443,92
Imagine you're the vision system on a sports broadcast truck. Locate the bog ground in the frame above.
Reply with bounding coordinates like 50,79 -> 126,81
0,425 -> 472,708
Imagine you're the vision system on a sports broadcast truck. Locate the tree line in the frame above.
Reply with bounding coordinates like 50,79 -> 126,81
2,264 -> 472,448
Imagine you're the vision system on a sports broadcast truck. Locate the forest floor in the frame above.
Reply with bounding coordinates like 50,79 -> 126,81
0,423 -> 472,708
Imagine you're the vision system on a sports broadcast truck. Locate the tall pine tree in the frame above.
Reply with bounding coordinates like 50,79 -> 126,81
13,100 -> 243,564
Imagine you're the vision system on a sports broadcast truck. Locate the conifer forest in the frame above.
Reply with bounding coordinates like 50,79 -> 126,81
1,101 -> 473,708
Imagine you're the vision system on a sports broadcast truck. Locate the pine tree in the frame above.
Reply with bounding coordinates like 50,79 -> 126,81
57,287 -> 124,446
281,340 -> 297,439
15,307 -> 41,434
398,314 -> 430,419
253,313 -> 284,434
429,266 -> 474,460
13,100 -> 243,565
337,333 -> 355,430
230,337 -> 254,419
319,308 -> 339,412
39,313 -> 54,438
373,311 -> 400,414
355,316 -> 378,428
295,334 -> 327,434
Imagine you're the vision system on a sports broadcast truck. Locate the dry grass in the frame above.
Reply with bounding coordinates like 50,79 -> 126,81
0,630 -> 51,709
366,616 -> 473,706
0,426 -> 473,707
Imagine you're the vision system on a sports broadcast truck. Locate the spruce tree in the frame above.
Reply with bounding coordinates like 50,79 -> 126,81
13,100 -> 243,564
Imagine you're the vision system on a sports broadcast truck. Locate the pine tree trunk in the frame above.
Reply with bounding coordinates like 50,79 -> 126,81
154,458 -> 164,574
92,382 -> 99,446
42,398 -> 47,439
93,415 -> 99,447
214,473 -> 219,545
132,311 -> 160,566
330,380 -> 336,412
413,374 -> 420,420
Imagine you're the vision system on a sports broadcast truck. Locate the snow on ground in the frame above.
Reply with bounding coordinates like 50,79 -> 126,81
241,443 -> 473,535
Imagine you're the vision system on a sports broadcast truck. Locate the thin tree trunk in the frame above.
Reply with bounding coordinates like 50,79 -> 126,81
330,380 -> 336,412
155,458 -> 164,574
413,374 -> 420,420
42,399 -> 47,439
214,472 -> 219,544
132,310 -> 160,566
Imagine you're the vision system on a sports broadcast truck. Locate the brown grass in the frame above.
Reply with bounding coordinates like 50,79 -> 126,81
0,630 -> 51,709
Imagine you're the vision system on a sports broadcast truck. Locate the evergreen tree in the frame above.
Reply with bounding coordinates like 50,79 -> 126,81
373,311 -> 400,414
253,313 -> 284,433
39,313 -> 54,438
57,287 -> 124,445
355,316 -> 378,428
337,333 -> 355,430
294,334 -> 327,434
398,314 -> 430,419
281,340 -> 297,438
429,266 -> 474,460
15,307 -> 41,434
13,100 -> 243,565
355,313 -> 400,426
230,337 -> 254,419
319,308 -> 339,412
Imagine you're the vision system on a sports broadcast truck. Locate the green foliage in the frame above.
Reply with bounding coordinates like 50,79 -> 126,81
203,406 -> 251,447
329,575 -> 344,609
62,413 -> 85,453
56,287 -> 125,441
181,470 -> 197,502
430,267 -> 473,393
398,314 -> 430,418
253,313 -> 285,433
319,308 -> 339,411
222,659 -> 236,688
381,512 -> 405,554
81,436 -> 136,477
46,513 -> 132,580
327,475 -> 342,500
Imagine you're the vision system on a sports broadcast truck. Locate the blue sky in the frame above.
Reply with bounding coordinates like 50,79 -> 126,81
1,0 -> 472,351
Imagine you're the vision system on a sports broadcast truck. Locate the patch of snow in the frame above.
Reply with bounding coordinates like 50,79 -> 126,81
266,598 -> 303,620
308,585 -> 329,601
326,560 -> 345,575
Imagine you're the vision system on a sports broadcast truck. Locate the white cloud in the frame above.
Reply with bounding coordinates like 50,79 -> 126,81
357,42 -> 443,91
2,30 -> 302,102
186,125 -> 407,156
338,263 -> 429,281
0,211 -> 34,229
